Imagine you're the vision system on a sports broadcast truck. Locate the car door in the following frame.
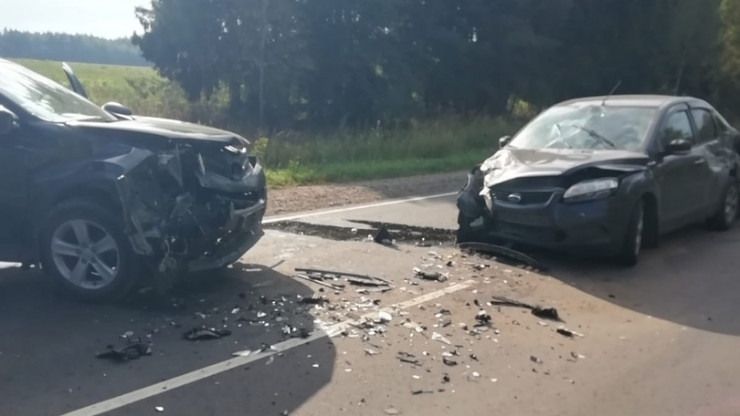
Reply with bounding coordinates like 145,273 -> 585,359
653,105 -> 706,230
689,107 -> 724,217
0,102 -> 32,259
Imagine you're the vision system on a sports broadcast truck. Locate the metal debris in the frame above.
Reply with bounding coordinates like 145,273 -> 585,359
96,339 -> 152,362
182,327 -> 232,341
295,268 -> 392,291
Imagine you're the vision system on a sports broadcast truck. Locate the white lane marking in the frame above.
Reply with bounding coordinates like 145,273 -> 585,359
262,191 -> 458,224
62,279 -> 476,416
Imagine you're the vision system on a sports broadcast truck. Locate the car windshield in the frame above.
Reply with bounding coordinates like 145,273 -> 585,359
0,60 -> 115,123
509,104 -> 658,151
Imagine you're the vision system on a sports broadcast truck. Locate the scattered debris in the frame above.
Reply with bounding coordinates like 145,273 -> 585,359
365,348 -> 379,356
432,332 -> 452,345
155,406 -> 164,413
299,294 -> 329,305
475,310 -> 492,326
557,328 -> 574,338
469,353 -> 478,361
295,268 -> 392,291
96,339 -> 152,363
442,374 -> 451,383
414,269 -> 448,282
384,407 -> 401,415
120,331 -> 134,339
397,352 -> 420,365
378,311 -> 393,323
412,389 -> 435,395
530,355 -> 543,364
571,351 -> 586,360
182,327 -> 232,341
442,357 -> 458,366
373,225 -> 395,246
457,241 -> 549,271
490,296 -> 564,322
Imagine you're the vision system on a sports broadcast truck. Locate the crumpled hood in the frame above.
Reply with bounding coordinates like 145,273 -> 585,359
67,116 -> 250,147
481,147 -> 650,187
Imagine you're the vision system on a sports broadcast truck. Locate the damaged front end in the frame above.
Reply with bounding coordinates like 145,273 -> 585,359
457,147 -> 651,253
115,139 -> 267,280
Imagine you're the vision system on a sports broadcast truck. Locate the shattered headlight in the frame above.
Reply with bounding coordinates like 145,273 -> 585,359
563,178 -> 618,203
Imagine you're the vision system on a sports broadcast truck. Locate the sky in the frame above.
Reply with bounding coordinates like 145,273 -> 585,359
0,0 -> 149,39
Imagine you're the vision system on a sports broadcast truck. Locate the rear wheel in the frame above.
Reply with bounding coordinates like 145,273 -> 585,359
709,181 -> 739,231
39,200 -> 139,302
616,200 -> 644,267
456,212 -> 485,244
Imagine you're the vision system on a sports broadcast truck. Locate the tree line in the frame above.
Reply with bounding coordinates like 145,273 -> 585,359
0,29 -> 149,67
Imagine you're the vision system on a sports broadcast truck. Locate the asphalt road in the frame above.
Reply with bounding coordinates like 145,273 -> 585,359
2,193 -> 740,416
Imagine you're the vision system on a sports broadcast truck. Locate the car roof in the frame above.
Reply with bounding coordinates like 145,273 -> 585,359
554,94 -> 710,110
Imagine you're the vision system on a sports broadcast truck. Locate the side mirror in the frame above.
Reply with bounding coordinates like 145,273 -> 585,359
499,135 -> 512,148
102,102 -> 133,116
0,107 -> 18,136
665,138 -> 691,155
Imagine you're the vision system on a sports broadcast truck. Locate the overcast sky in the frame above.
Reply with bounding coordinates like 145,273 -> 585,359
0,0 -> 149,39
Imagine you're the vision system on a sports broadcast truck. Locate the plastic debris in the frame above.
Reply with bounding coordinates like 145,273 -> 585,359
374,225 -> 394,246
397,352 -> 420,365
378,311 -> 393,323
96,339 -> 152,363
432,332 -> 452,345
530,355 -> 543,364
475,310 -> 492,326
182,327 -> 232,341
155,406 -> 164,412
442,357 -> 458,366
384,407 -> 400,415
414,269 -> 448,282
365,348 -> 379,356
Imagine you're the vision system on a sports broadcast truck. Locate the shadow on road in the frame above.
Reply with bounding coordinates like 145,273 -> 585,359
528,225 -> 740,337
0,264 -> 335,416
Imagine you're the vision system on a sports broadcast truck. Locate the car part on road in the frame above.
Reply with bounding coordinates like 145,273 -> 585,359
457,242 -> 548,272
182,327 -> 232,341
413,268 -> 448,282
96,339 -> 152,362
292,273 -> 346,290
294,268 -> 393,291
373,225 -> 394,246
397,351 -> 420,365
475,310 -> 492,326
489,296 -> 564,322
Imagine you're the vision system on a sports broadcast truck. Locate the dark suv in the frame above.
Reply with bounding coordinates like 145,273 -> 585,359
0,59 -> 267,300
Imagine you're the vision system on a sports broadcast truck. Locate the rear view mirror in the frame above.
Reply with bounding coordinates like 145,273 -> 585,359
103,102 -> 133,116
666,138 -> 691,155
499,135 -> 512,148
0,107 -> 18,136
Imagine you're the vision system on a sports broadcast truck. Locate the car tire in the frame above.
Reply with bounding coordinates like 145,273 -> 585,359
39,199 -> 139,302
616,199 -> 644,267
709,180 -> 739,231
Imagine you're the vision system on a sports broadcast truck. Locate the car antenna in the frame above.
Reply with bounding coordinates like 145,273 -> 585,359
601,80 -> 622,106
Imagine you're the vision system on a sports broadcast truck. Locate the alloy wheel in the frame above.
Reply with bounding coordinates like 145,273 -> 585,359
50,219 -> 120,290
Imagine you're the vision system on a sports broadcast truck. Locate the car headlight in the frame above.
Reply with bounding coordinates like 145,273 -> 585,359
563,178 -> 618,203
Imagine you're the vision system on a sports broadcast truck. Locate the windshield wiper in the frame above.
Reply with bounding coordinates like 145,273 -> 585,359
570,123 -> 616,149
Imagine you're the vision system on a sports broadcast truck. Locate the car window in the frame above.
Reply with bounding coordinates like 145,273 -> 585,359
508,104 -> 657,151
691,109 -> 717,143
0,60 -> 115,123
660,110 -> 693,147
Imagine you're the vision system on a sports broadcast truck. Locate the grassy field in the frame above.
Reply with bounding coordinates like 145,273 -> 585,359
12,58 -> 518,188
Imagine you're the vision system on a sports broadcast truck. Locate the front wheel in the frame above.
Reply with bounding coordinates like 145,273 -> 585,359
616,200 -> 644,267
708,181 -> 739,231
39,200 -> 139,302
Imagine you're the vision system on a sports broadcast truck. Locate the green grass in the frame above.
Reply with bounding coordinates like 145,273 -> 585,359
11,58 -> 520,188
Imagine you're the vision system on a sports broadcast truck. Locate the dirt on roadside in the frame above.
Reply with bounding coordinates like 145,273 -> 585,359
266,171 -> 469,216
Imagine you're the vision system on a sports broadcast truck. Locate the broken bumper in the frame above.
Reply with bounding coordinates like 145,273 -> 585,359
459,187 -> 634,255
187,199 -> 267,272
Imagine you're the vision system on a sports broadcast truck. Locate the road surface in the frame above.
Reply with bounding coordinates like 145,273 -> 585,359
2,193 -> 740,416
